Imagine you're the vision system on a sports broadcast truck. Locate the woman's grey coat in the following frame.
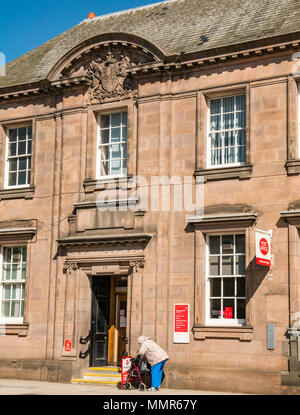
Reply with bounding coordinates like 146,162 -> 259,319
137,336 -> 169,366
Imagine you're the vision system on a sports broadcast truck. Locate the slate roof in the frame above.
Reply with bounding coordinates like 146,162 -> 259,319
1,0 -> 300,90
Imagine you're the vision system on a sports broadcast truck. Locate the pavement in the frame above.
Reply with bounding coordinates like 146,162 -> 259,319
0,378 -> 243,395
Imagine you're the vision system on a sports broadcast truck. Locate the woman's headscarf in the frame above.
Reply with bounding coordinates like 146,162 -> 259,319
138,335 -> 150,344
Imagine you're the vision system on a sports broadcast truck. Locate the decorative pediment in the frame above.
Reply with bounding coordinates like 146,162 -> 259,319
57,43 -> 155,102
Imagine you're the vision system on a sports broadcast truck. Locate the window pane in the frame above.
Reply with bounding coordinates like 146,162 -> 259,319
18,171 -> 27,187
236,255 -> 246,275
3,265 -> 11,280
211,149 -> 222,165
111,144 -> 121,159
100,146 -> 110,161
18,141 -> 26,155
27,126 -> 32,139
210,278 -> 221,297
122,126 -> 128,142
4,248 -> 12,263
209,256 -> 220,276
222,235 -> 234,254
19,157 -> 27,171
211,133 -> 222,149
21,301 -> 24,317
224,131 -> 235,147
237,278 -> 245,297
236,95 -> 245,111
101,129 -> 110,145
222,256 -> 233,275
8,173 -> 17,186
12,265 -> 19,280
4,286 -> 11,300
210,99 -> 221,115
27,140 -> 32,155
223,97 -> 234,113
223,278 -> 235,297
223,299 -> 234,319
111,113 -> 121,127
224,147 -> 235,164
111,159 -> 122,175
9,129 -> 17,142
9,159 -> 17,172
236,235 -> 245,253
210,299 -> 221,319
9,143 -> 17,156
223,113 -> 234,129
209,236 -> 220,255
237,299 -> 245,319
237,130 -> 245,146
1,302 -> 10,317
210,115 -> 221,131
11,301 -> 20,317
111,128 -> 121,142
18,128 -> 27,141
122,112 -> 128,125
100,159 -> 109,176
122,159 -> 127,176
100,115 -> 110,129
237,146 -> 245,163
236,111 -> 245,129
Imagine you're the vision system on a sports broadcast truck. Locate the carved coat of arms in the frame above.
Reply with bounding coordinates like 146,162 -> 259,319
87,51 -> 136,102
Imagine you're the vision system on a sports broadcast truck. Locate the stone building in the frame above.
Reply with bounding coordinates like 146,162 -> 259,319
0,0 -> 300,394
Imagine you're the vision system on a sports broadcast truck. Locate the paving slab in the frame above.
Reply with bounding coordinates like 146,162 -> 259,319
0,378 -> 244,395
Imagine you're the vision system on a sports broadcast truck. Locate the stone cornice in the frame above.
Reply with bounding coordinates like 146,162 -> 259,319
1,35 -> 300,101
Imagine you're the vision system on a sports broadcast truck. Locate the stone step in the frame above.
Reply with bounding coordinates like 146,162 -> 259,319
83,372 -> 121,382
71,366 -> 121,386
71,378 -> 120,385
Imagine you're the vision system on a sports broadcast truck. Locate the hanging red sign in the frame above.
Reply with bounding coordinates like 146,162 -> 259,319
174,304 -> 190,343
256,230 -> 272,267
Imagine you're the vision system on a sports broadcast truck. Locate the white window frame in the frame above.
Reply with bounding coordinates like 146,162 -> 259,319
205,232 -> 246,327
4,126 -> 32,189
0,245 -> 27,324
298,83 -> 300,158
96,111 -> 127,180
207,94 -> 246,169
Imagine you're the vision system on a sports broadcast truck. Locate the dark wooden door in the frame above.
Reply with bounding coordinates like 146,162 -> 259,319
90,277 -> 110,367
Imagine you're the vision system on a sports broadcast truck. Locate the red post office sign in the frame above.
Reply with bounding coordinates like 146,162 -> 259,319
174,304 -> 190,344
256,229 -> 272,267
64,340 -> 72,352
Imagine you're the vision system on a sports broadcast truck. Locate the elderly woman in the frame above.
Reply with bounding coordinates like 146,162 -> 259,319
137,336 -> 169,391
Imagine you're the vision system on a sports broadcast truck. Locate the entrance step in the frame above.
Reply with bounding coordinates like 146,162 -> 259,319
72,366 -> 121,386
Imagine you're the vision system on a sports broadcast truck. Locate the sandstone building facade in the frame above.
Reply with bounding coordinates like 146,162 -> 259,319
0,0 -> 300,394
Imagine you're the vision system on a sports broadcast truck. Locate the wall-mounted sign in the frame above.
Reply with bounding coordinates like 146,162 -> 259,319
174,304 -> 190,344
256,229 -> 272,267
64,340 -> 72,352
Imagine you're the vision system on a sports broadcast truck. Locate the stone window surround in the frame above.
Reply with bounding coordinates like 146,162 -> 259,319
84,99 -> 137,194
187,212 -> 257,342
0,222 -> 37,336
196,84 -> 252,182
286,75 -> 300,175
0,117 -> 36,200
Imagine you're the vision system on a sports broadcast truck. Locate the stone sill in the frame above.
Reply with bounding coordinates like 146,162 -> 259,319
195,165 -> 252,182
193,326 -> 253,342
83,176 -> 135,193
285,160 -> 300,175
0,186 -> 35,201
0,323 -> 29,337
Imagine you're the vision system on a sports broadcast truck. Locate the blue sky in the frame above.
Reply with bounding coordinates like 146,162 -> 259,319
0,0 -> 165,63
